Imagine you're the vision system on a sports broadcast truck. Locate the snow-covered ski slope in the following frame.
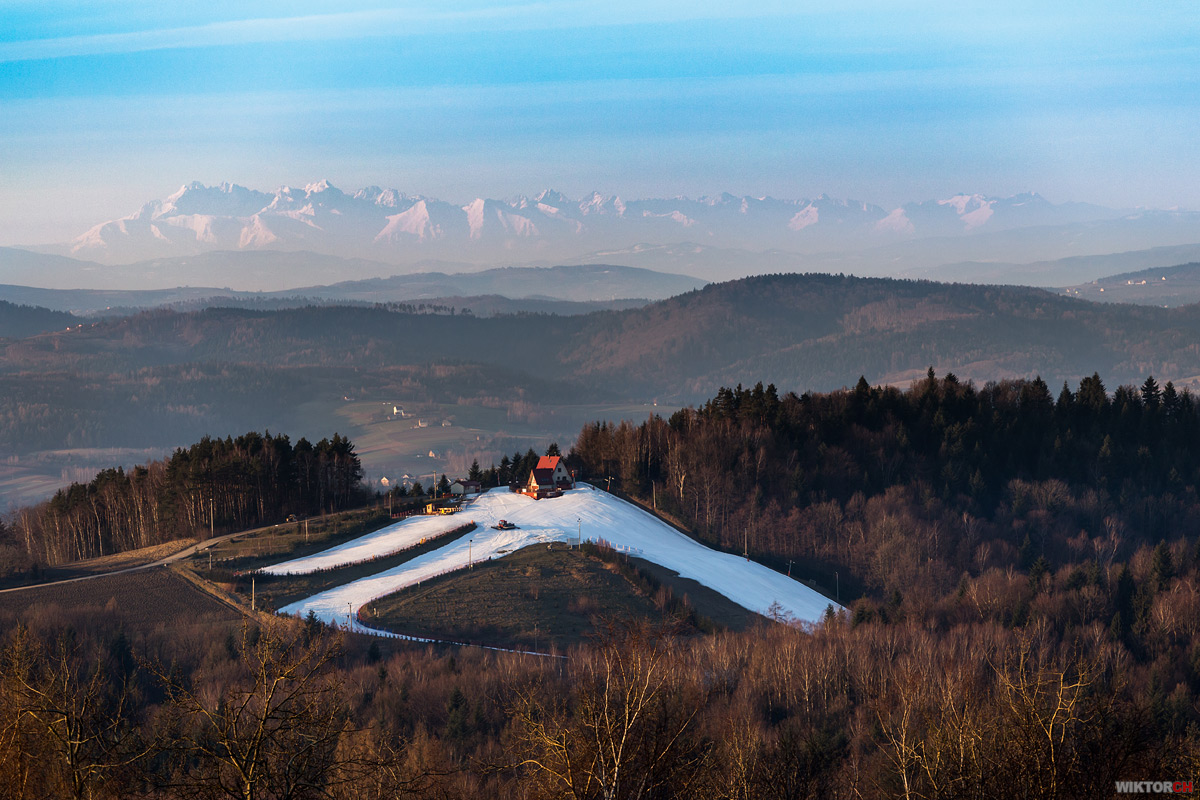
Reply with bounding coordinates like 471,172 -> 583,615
261,513 -> 466,575
277,485 -> 838,629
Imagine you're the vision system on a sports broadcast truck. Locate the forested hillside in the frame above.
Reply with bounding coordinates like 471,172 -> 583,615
572,372 -> 1199,604
558,274 -> 1200,393
4,431 -> 364,568
0,300 -> 77,339
8,273 -> 1200,465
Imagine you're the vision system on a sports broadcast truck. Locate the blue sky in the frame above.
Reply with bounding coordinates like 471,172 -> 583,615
1,1 -> 1198,244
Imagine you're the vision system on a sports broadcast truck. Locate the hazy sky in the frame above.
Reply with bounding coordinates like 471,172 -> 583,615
2,1 -> 1198,245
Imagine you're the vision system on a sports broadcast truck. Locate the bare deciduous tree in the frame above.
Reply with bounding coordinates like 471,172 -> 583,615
155,618 -> 349,800
514,619 -> 709,800
0,625 -> 145,800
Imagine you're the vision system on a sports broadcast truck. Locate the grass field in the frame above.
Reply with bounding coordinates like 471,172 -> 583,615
0,538 -> 201,591
0,446 -> 176,508
184,506 -> 396,574
360,542 -> 717,650
0,567 -> 243,634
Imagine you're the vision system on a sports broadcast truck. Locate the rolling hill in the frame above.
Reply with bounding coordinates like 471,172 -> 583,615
912,243 -> 1200,287
0,300 -> 78,339
8,273 -> 1200,405
0,261 -> 705,311
1062,262 -> 1200,307
8,272 -> 1200,507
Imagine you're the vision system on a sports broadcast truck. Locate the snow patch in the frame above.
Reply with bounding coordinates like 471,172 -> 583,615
874,207 -> 915,235
238,215 -> 279,247
376,201 -> 442,242
938,194 -> 995,230
262,514 -> 469,575
465,199 -> 539,239
641,210 -> 695,227
788,205 -> 819,231
959,203 -> 994,230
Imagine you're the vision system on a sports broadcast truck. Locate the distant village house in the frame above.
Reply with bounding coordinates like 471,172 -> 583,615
424,500 -> 458,515
450,479 -> 482,496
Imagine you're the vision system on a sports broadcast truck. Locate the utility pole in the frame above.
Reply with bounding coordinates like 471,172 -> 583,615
836,571 -> 840,604
305,518 -> 309,543
209,496 -> 214,539
787,559 -> 793,578
469,538 -> 473,569
744,528 -> 748,560
577,517 -> 581,549
347,602 -> 353,630
251,576 -> 255,611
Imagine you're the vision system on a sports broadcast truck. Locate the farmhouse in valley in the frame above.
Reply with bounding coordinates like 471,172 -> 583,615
523,455 -> 574,499
450,479 -> 482,496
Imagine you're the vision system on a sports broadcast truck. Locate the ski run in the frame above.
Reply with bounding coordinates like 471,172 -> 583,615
273,485 -> 839,632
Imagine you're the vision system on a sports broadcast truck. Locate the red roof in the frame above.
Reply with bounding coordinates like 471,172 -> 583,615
536,455 -> 561,471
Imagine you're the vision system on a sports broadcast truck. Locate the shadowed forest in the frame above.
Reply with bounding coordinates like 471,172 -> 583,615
3,432 -> 365,570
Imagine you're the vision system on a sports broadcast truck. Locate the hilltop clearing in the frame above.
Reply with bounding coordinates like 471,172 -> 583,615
274,485 -> 836,632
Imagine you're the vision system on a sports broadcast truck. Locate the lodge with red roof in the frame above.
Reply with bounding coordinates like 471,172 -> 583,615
523,455 -> 574,499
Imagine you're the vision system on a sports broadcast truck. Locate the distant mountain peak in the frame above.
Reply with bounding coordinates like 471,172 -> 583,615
535,188 -> 571,206
53,181 -> 1145,266
304,179 -> 336,195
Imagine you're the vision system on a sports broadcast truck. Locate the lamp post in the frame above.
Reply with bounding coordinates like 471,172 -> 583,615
469,538 -> 473,569
187,487 -> 215,540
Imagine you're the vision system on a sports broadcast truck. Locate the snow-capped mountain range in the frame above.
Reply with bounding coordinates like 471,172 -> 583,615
57,181 -> 1130,265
